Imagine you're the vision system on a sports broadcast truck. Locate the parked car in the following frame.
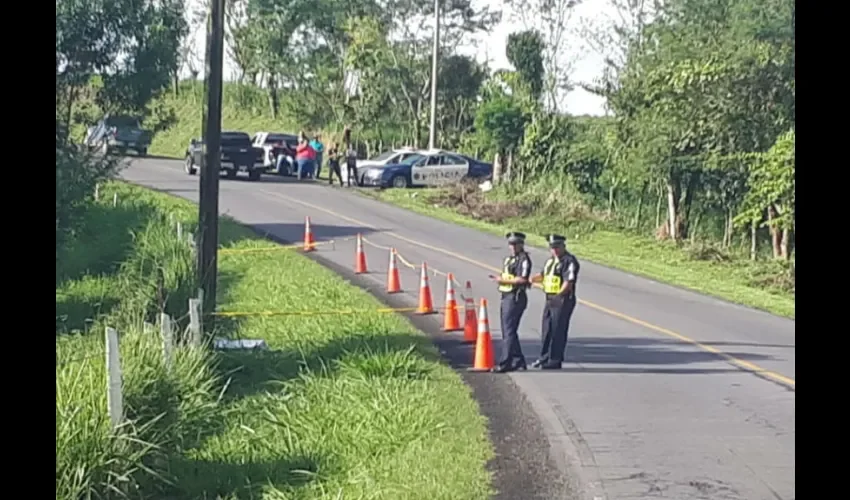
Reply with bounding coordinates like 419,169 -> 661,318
184,131 -> 266,181
358,149 -> 493,188
343,147 -> 419,185
251,132 -> 299,175
84,115 -> 152,156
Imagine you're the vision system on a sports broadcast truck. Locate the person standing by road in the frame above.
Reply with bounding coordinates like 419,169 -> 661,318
531,234 -> 580,370
327,143 -> 343,186
345,141 -> 359,187
295,133 -> 316,180
488,232 -> 533,373
310,133 -> 325,179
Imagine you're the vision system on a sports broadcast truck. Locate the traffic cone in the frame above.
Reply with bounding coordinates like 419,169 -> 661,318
303,216 -> 315,252
355,234 -> 368,274
416,263 -> 435,315
471,298 -> 495,371
462,281 -> 477,343
387,248 -> 402,293
442,273 -> 462,331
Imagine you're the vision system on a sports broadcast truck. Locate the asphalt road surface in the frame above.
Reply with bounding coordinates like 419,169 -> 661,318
122,158 -> 795,500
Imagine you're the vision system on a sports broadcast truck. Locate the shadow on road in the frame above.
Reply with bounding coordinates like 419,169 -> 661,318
438,335 -> 777,375
245,222 -> 387,242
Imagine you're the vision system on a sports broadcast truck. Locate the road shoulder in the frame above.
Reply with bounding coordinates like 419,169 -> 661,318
252,226 -> 574,500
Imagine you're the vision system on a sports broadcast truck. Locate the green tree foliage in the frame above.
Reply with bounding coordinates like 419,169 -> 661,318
506,30 -> 546,101
56,0 -> 186,257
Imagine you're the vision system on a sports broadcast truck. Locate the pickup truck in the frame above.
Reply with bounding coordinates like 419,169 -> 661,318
84,115 -> 152,156
184,131 -> 267,181
251,131 -> 299,175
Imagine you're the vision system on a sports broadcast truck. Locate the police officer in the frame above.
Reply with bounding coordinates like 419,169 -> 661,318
488,232 -> 532,373
531,234 -> 580,370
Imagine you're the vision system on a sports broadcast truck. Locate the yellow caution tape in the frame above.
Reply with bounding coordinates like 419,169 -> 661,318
211,304 -> 469,317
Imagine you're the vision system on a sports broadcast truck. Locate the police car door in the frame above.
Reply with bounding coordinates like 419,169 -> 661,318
410,155 -> 439,187
440,154 -> 470,184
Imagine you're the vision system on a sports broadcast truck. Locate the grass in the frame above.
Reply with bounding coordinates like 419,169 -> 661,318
56,181 -> 492,499
359,184 -> 795,319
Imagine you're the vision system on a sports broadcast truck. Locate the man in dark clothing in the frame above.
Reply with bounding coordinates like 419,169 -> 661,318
345,142 -> 359,187
488,232 -> 533,373
327,143 -> 343,186
531,234 -> 580,370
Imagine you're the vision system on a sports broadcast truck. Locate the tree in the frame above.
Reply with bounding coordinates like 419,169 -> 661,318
506,30 -> 545,102
734,129 -> 795,259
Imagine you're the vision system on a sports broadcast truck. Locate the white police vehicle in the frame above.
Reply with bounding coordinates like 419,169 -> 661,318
358,149 -> 493,188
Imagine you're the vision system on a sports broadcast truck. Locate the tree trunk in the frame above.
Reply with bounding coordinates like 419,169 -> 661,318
750,221 -> 758,260
780,228 -> 791,260
267,74 -> 279,119
493,153 -> 503,185
655,188 -> 663,229
634,181 -> 648,229
767,205 -> 781,258
679,171 -> 700,239
666,178 -> 681,241
690,211 -> 701,243
505,151 -> 513,183
607,184 -> 616,219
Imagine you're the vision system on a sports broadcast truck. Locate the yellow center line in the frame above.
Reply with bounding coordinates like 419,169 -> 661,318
260,189 -> 796,389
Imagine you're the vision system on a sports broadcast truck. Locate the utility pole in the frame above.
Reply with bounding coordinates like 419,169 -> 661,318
197,0 -> 225,336
427,0 -> 440,150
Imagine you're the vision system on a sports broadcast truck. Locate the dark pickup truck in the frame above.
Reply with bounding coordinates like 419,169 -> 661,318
184,131 -> 267,181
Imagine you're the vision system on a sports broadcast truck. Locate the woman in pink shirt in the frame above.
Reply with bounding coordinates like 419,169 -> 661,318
295,133 -> 316,179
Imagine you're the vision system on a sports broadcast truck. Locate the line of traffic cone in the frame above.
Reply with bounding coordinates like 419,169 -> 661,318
355,234 -> 368,274
387,248 -> 402,293
303,216 -> 315,252
471,298 -> 495,371
462,281 -> 477,343
442,273 -> 462,332
416,263 -> 436,315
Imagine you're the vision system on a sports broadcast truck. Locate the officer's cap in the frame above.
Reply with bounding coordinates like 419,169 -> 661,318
547,234 -> 566,248
505,232 -> 526,244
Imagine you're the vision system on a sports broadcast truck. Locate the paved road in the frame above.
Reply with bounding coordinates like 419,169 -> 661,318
123,159 -> 795,500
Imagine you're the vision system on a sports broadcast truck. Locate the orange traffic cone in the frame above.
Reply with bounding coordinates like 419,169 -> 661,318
355,234 -> 368,274
462,281 -> 477,343
442,273 -> 462,332
387,248 -> 402,293
303,216 -> 315,252
416,263 -> 435,315
471,298 -> 495,371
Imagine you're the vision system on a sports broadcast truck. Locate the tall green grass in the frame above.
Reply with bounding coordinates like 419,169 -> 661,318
57,182 -> 493,499
56,182 -> 222,499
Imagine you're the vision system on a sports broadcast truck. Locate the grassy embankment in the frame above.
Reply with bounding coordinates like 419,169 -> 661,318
56,182 -> 492,499
360,184 -> 795,319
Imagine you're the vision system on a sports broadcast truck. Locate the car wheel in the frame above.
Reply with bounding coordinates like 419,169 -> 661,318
391,175 -> 409,189
138,148 -> 147,157
225,168 -> 238,179
248,169 -> 261,181
185,156 -> 197,175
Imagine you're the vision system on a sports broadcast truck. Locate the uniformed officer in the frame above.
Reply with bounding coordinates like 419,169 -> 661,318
531,234 -> 580,370
488,232 -> 533,373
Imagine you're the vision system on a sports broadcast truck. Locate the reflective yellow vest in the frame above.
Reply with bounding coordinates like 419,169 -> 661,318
542,257 -> 562,294
499,256 -> 516,292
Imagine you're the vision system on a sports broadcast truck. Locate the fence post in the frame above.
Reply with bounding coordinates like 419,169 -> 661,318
94,183 -> 100,202
188,298 -> 202,347
112,193 -> 118,207
160,314 -> 173,371
105,327 -> 123,430
176,221 -> 183,241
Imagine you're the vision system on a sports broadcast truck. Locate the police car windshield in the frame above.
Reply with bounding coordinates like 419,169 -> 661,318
369,150 -> 397,162
400,154 -> 426,165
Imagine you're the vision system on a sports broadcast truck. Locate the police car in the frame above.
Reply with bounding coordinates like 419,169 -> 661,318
358,149 -> 493,188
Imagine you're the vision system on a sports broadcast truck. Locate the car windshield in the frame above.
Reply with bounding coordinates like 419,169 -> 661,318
400,154 -> 426,165
267,134 -> 296,144
106,116 -> 141,128
369,151 -> 398,162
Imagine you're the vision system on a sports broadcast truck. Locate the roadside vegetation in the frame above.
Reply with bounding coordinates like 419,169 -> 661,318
56,181 -> 492,499
138,0 -> 793,318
